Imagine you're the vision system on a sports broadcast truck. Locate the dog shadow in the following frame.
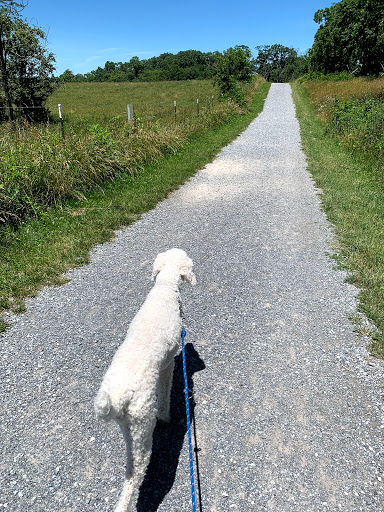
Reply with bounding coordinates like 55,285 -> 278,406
136,342 -> 205,512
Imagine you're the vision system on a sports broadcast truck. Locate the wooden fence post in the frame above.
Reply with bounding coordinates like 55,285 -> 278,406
127,104 -> 135,125
58,104 -> 64,139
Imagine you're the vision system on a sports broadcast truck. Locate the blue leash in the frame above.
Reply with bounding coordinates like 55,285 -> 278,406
181,328 -> 196,512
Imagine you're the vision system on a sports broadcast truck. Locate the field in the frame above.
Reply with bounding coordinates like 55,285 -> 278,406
300,76 -> 384,114
292,77 -> 384,357
47,80 -> 220,128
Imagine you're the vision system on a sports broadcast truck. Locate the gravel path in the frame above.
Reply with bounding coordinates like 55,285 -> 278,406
1,83 -> 384,512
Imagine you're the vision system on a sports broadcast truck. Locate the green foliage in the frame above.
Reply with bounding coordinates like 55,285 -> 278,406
7,19 -> 56,120
59,50 -> 220,83
310,0 -> 384,75
89,124 -> 116,156
326,96 -> 384,154
214,45 -> 253,105
0,1 -> 56,122
59,69 -> 84,83
254,44 -> 309,82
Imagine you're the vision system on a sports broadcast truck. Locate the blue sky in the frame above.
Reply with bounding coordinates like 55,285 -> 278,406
23,0 -> 328,76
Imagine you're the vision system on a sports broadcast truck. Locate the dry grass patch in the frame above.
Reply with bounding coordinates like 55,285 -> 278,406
301,77 -> 384,121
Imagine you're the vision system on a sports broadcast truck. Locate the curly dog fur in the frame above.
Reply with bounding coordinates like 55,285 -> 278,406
94,248 -> 196,511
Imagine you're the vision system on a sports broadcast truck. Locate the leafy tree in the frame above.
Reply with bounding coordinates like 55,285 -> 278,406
59,68 -> 75,82
7,18 -> 56,120
104,60 -> 115,74
128,56 -> 144,79
59,69 -> 85,82
214,45 -> 253,105
0,1 -> 56,122
254,44 -> 308,82
0,0 -> 23,121
138,68 -> 164,82
310,0 -> 384,75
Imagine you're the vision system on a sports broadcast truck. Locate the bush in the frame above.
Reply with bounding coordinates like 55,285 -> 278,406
214,46 -> 253,106
326,96 -> 384,154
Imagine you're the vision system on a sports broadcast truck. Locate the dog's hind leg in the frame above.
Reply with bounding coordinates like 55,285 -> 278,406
157,359 -> 175,423
115,405 -> 157,512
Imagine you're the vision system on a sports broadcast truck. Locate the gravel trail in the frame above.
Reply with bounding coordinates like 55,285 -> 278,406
1,83 -> 384,512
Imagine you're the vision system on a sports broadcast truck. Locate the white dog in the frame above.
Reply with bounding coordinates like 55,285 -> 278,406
94,248 -> 196,512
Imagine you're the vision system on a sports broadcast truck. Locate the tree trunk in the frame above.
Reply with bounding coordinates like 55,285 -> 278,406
0,27 -> 13,123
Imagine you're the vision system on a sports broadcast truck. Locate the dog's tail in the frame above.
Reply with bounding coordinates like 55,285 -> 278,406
94,390 -> 114,421
94,388 -> 135,421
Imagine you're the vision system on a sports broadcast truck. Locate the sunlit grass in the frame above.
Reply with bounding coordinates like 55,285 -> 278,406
1,79 -> 260,224
300,77 -> 384,124
292,81 -> 384,358
47,80 -> 219,128
301,77 -> 384,108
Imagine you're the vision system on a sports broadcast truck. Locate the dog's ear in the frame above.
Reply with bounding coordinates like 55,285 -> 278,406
180,260 -> 197,285
152,251 -> 168,281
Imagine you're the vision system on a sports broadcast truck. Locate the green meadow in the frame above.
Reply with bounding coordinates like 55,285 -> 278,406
47,80 -> 219,127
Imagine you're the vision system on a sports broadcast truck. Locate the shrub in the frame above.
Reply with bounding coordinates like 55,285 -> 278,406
214,46 -> 253,106
326,96 -> 384,155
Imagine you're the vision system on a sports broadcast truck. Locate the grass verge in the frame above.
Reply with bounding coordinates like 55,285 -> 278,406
0,82 -> 271,332
291,82 -> 384,358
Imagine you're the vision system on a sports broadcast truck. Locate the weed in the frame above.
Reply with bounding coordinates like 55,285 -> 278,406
325,97 -> 384,156
0,319 -> 9,333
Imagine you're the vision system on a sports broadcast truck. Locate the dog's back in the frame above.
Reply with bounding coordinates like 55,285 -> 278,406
95,280 -> 181,422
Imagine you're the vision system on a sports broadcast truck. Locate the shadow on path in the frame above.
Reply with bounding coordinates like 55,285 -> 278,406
137,342 -> 205,512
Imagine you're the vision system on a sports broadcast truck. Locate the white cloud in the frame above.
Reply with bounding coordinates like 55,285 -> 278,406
85,55 -> 102,63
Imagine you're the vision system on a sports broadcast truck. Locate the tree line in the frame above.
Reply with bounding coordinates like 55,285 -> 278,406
310,0 -> 384,75
59,46 -> 309,85
60,50 -> 220,83
254,0 -> 384,80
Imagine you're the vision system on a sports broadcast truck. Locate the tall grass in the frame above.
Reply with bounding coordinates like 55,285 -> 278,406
301,76 -> 384,121
292,79 -> 384,357
326,97 -> 384,154
1,79 -> 262,225
301,76 -> 384,157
